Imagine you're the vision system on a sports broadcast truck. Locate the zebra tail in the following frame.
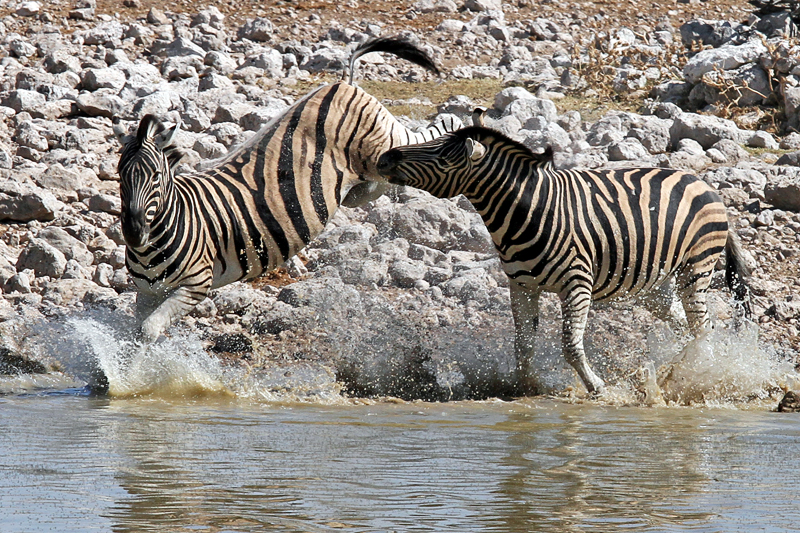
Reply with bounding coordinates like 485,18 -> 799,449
724,230 -> 753,317
345,36 -> 440,84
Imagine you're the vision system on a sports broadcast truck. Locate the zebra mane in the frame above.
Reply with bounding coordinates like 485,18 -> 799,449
119,114 -> 186,174
451,126 -> 554,166
345,36 -> 440,84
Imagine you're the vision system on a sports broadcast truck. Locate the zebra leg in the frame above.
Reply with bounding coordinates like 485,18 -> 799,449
135,291 -> 163,323
640,277 -> 688,333
560,284 -> 606,395
510,281 -> 543,394
139,285 -> 211,342
675,269 -> 712,336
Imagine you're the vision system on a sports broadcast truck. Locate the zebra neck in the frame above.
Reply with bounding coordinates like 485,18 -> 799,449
465,160 -> 551,247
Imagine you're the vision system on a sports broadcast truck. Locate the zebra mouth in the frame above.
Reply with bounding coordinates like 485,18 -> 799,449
376,150 -> 406,184
121,210 -> 150,249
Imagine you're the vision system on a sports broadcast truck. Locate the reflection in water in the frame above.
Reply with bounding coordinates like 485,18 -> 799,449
2,395 -> 800,533
496,408 -> 714,532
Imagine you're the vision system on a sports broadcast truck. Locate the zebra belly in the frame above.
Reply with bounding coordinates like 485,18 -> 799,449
502,255 -> 676,303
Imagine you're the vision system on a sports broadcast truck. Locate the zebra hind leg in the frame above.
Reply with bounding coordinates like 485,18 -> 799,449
639,277 -> 688,334
675,268 -> 713,337
560,284 -> 606,395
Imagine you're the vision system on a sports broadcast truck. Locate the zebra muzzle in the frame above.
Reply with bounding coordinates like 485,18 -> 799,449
121,209 -> 150,249
376,149 -> 406,184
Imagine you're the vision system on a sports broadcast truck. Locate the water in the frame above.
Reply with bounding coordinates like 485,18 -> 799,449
2,393 -> 800,533
2,313 -> 799,532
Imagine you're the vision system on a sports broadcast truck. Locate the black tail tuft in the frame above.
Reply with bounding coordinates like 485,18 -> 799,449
725,230 -> 753,318
345,36 -> 440,84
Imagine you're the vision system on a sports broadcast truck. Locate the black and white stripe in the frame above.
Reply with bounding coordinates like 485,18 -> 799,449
377,126 -> 752,394
117,36 -> 460,341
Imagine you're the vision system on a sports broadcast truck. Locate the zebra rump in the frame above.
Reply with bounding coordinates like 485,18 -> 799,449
117,36 -> 461,343
377,126 -> 753,395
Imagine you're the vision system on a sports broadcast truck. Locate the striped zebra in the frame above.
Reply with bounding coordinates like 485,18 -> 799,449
117,36 -> 461,342
376,126 -> 752,395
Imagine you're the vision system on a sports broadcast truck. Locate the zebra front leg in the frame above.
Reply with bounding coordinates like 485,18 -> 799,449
510,281 -> 543,395
560,284 -> 605,395
139,284 -> 211,343
135,291 -> 163,324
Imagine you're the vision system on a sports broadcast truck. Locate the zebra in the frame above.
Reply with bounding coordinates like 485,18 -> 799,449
376,126 -> 752,395
117,36 -> 462,342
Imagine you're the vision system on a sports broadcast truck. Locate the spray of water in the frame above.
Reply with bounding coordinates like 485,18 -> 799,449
6,292 -> 795,408
22,310 -> 341,403
655,320 -> 794,405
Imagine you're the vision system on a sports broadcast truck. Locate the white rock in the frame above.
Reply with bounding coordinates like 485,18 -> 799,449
81,67 -> 127,92
17,239 -> 67,279
520,123 -> 572,153
747,130 -> 779,150
87,194 -> 121,216
0,180 -> 63,222
464,0 -> 502,11
38,227 -> 95,267
301,47 -> 348,73
437,19 -> 465,32
502,97 -> 558,124
237,18 -> 274,42
79,21 -> 125,45
683,39 -> 768,84
3,90 -> 46,114
669,112 -> 747,149
16,1 -> 40,16
608,138 -> 651,161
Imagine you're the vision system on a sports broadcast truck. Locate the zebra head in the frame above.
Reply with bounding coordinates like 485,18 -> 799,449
117,115 -> 184,249
377,127 -> 553,199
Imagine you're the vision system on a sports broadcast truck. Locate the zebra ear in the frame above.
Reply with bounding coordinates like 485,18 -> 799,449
137,114 -> 166,145
157,119 -> 181,149
472,107 -> 486,127
112,120 -> 134,146
466,138 -> 486,162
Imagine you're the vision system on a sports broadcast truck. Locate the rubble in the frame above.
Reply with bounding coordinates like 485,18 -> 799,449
0,0 -> 798,398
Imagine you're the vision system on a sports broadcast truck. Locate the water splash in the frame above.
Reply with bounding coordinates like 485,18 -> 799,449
66,317 -> 231,398
25,311 -> 341,402
7,301 -> 796,408
656,321 -> 793,405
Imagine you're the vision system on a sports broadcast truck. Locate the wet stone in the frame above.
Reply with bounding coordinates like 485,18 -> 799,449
777,391 -> 800,412
210,333 -> 253,353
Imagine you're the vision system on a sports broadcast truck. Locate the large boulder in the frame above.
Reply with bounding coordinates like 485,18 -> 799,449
669,113 -> 746,149
37,227 -> 95,267
17,239 -> 68,278
765,174 -> 800,212
0,180 -> 63,222
683,39 -> 768,84
366,194 -> 493,254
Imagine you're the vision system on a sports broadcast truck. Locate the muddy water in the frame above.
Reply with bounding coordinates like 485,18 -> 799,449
2,313 -> 800,532
1,390 -> 799,533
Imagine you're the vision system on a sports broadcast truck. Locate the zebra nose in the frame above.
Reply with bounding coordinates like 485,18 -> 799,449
121,209 -> 149,248
377,149 -> 402,175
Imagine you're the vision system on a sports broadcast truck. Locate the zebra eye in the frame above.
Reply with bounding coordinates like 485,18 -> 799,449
153,172 -> 162,182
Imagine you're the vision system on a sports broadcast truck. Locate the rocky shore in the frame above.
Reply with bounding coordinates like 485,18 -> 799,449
0,0 -> 798,401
